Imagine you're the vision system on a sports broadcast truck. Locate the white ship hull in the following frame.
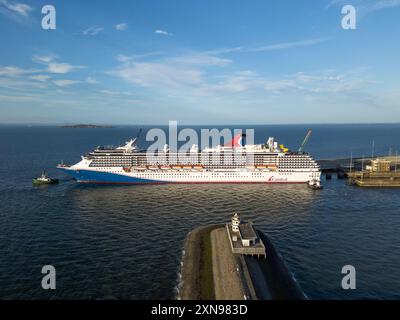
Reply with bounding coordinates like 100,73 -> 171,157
58,165 -> 321,184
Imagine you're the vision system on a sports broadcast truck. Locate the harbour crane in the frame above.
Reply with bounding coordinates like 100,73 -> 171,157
298,129 -> 312,153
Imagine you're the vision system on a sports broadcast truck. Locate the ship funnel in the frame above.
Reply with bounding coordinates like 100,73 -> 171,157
224,133 -> 245,147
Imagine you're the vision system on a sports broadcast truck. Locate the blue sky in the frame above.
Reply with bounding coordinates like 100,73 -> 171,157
0,0 -> 399,124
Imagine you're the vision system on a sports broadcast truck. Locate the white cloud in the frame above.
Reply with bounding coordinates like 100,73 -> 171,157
47,62 -> 78,74
112,49 -> 356,97
155,29 -> 172,36
32,56 -> 53,64
0,93 -> 40,102
115,52 -> 164,63
327,0 -> 400,15
0,76 -> 47,90
261,70 -> 373,94
32,55 -> 84,74
204,38 -> 327,55
100,89 -> 120,95
0,55 -> 92,93
0,66 -> 38,76
110,50 -> 234,90
45,77 -> 96,88
116,54 -> 132,63
0,57 -> 93,92
365,0 -> 400,12
0,66 -> 48,90
99,89 -> 136,96
86,76 -> 98,84
30,75 -> 51,82
53,79 -> 81,87
111,62 -> 203,88
82,26 -> 104,36
171,54 -> 232,67
246,38 -> 328,52
0,0 -> 33,16
110,47 -> 373,102
114,23 -> 127,31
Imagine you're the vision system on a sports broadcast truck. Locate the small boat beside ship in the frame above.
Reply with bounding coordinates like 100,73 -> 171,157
32,171 -> 59,185
308,179 -> 323,190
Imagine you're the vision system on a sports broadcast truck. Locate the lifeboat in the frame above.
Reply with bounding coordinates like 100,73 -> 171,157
171,165 -> 182,170
246,165 -> 256,170
135,166 -> 147,171
160,165 -> 171,170
148,165 -> 159,170
193,165 -> 204,170
182,165 -> 192,170
256,165 -> 267,169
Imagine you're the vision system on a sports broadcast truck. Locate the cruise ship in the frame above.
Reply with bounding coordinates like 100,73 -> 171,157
57,133 -> 321,184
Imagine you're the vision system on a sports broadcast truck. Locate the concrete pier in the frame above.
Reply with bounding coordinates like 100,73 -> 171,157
348,171 -> 400,187
179,223 -> 305,300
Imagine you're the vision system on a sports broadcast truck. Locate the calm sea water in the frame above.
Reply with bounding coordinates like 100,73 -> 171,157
0,124 -> 400,299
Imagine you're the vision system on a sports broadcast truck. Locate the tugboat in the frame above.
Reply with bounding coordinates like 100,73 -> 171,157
308,179 -> 323,190
33,171 -> 59,185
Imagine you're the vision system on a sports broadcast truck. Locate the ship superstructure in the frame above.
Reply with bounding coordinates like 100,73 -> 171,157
57,134 -> 321,184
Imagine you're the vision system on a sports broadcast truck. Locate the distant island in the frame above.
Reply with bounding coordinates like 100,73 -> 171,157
60,124 -> 114,128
